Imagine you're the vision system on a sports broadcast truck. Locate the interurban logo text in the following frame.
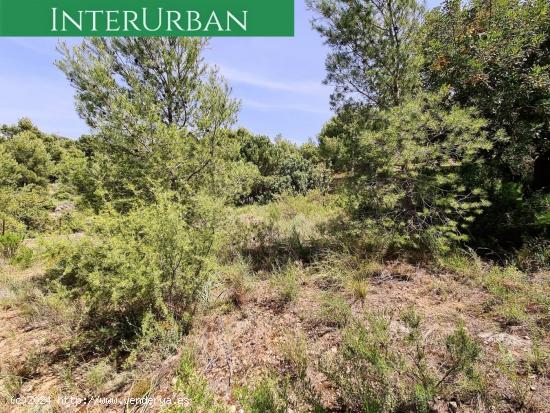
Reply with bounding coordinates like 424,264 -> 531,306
0,0 -> 294,36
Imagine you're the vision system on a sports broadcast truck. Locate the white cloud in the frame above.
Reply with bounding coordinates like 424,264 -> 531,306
217,64 -> 327,95
242,98 -> 330,115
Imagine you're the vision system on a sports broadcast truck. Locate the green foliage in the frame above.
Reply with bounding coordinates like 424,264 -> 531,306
0,118 -> 75,188
402,309 -> 481,411
322,314 -> 402,412
516,237 -> 550,272
270,263 -> 301,304
422,0 -> 550,248
84,359 -> 114,390
315,294 -> 352,328
124,311 -> 182,369
10,245 -> 34,268
349,279 -> 369,304
320,310 -> 483,412
0,120 -> 76,236
445,325 -> 481,380
169,348 -> 227,413
1,2 -> 547,405
6,187 -> 53,233
308,0 -> 423,109
496,347 -> 537,410
279,333 -> 309,380
46,194 -> 218,356
2,131 -> 51,187
220,259 -> 252,308
57,38 -> 239,210
238,376 -> 289,413
318,105 -> 372,173
0,232 -> 24,258
351,90 -> 491,253
234,131 -> 332,204
438,252 -> 549,327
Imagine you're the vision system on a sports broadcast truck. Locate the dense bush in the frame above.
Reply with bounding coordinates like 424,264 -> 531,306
0,232 -> 24,258
322,314 -> 402,412
350,90 -> 491,253
46,194 -> 218,356
421,0 -> 550,250
169,348 -> 227,413
1,118 -> 76,186
0,186 -> 53,236
0,120 -> 78,235
234,131 -> 332,204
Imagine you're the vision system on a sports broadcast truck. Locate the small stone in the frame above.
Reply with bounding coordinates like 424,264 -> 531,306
530,385 -> 536,391
331,347 -> 337,353
228,405 -> 237,413
171,377 -> 178,386
449,401 -> 458,412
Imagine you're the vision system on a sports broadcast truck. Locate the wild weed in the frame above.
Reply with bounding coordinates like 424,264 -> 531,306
402,308 -> 481,411
348,279 -> 369,304
84,359 -> 113,390
314,293 -> 352,328
168,347 -> 226,413
270,263 -> 301,304
9,245 -> 34,268
321,313 -> 403,412
220,259 -> 252,308
237,376 -> 289,413
0,232 -> 24,258
497,347 -> 536,411
278,333 -> 308,380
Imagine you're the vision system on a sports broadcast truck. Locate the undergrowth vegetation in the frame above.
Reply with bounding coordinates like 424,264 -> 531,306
1,0 -> 549,411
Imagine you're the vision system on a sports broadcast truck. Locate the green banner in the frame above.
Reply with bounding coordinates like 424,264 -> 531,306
0,0 -> 294,36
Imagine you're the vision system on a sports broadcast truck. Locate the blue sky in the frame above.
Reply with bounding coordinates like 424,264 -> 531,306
0,0 -> 439,144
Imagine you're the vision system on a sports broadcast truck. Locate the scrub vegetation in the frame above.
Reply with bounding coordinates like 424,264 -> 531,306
1,1 -> 549,411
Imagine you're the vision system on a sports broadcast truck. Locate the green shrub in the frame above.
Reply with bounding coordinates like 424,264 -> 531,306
169,348 -> 226,413
0,186 -> 53,234
274,333 -> 326,412
350,90 -> 491,254
315,294 -> 352,328
10,245 -> 33,268
436,250 -> 485,279
402,309 -> 481,411
516,237 -> 550,272
349,279 -> 369,304
238,376 -> 289,413
496,347 -> 536,410
124,311 -> 182,369
0,232 -> 23,258
84,359 -> 114,390
278,333 -> 309,380
270,264 -> 301,304
356,261 -> 384,280
235,132 -> 333,204
46,195 -> 217,358
220,259 -> 252,308
321,314 -> 402,412
320,310 -> 483,412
